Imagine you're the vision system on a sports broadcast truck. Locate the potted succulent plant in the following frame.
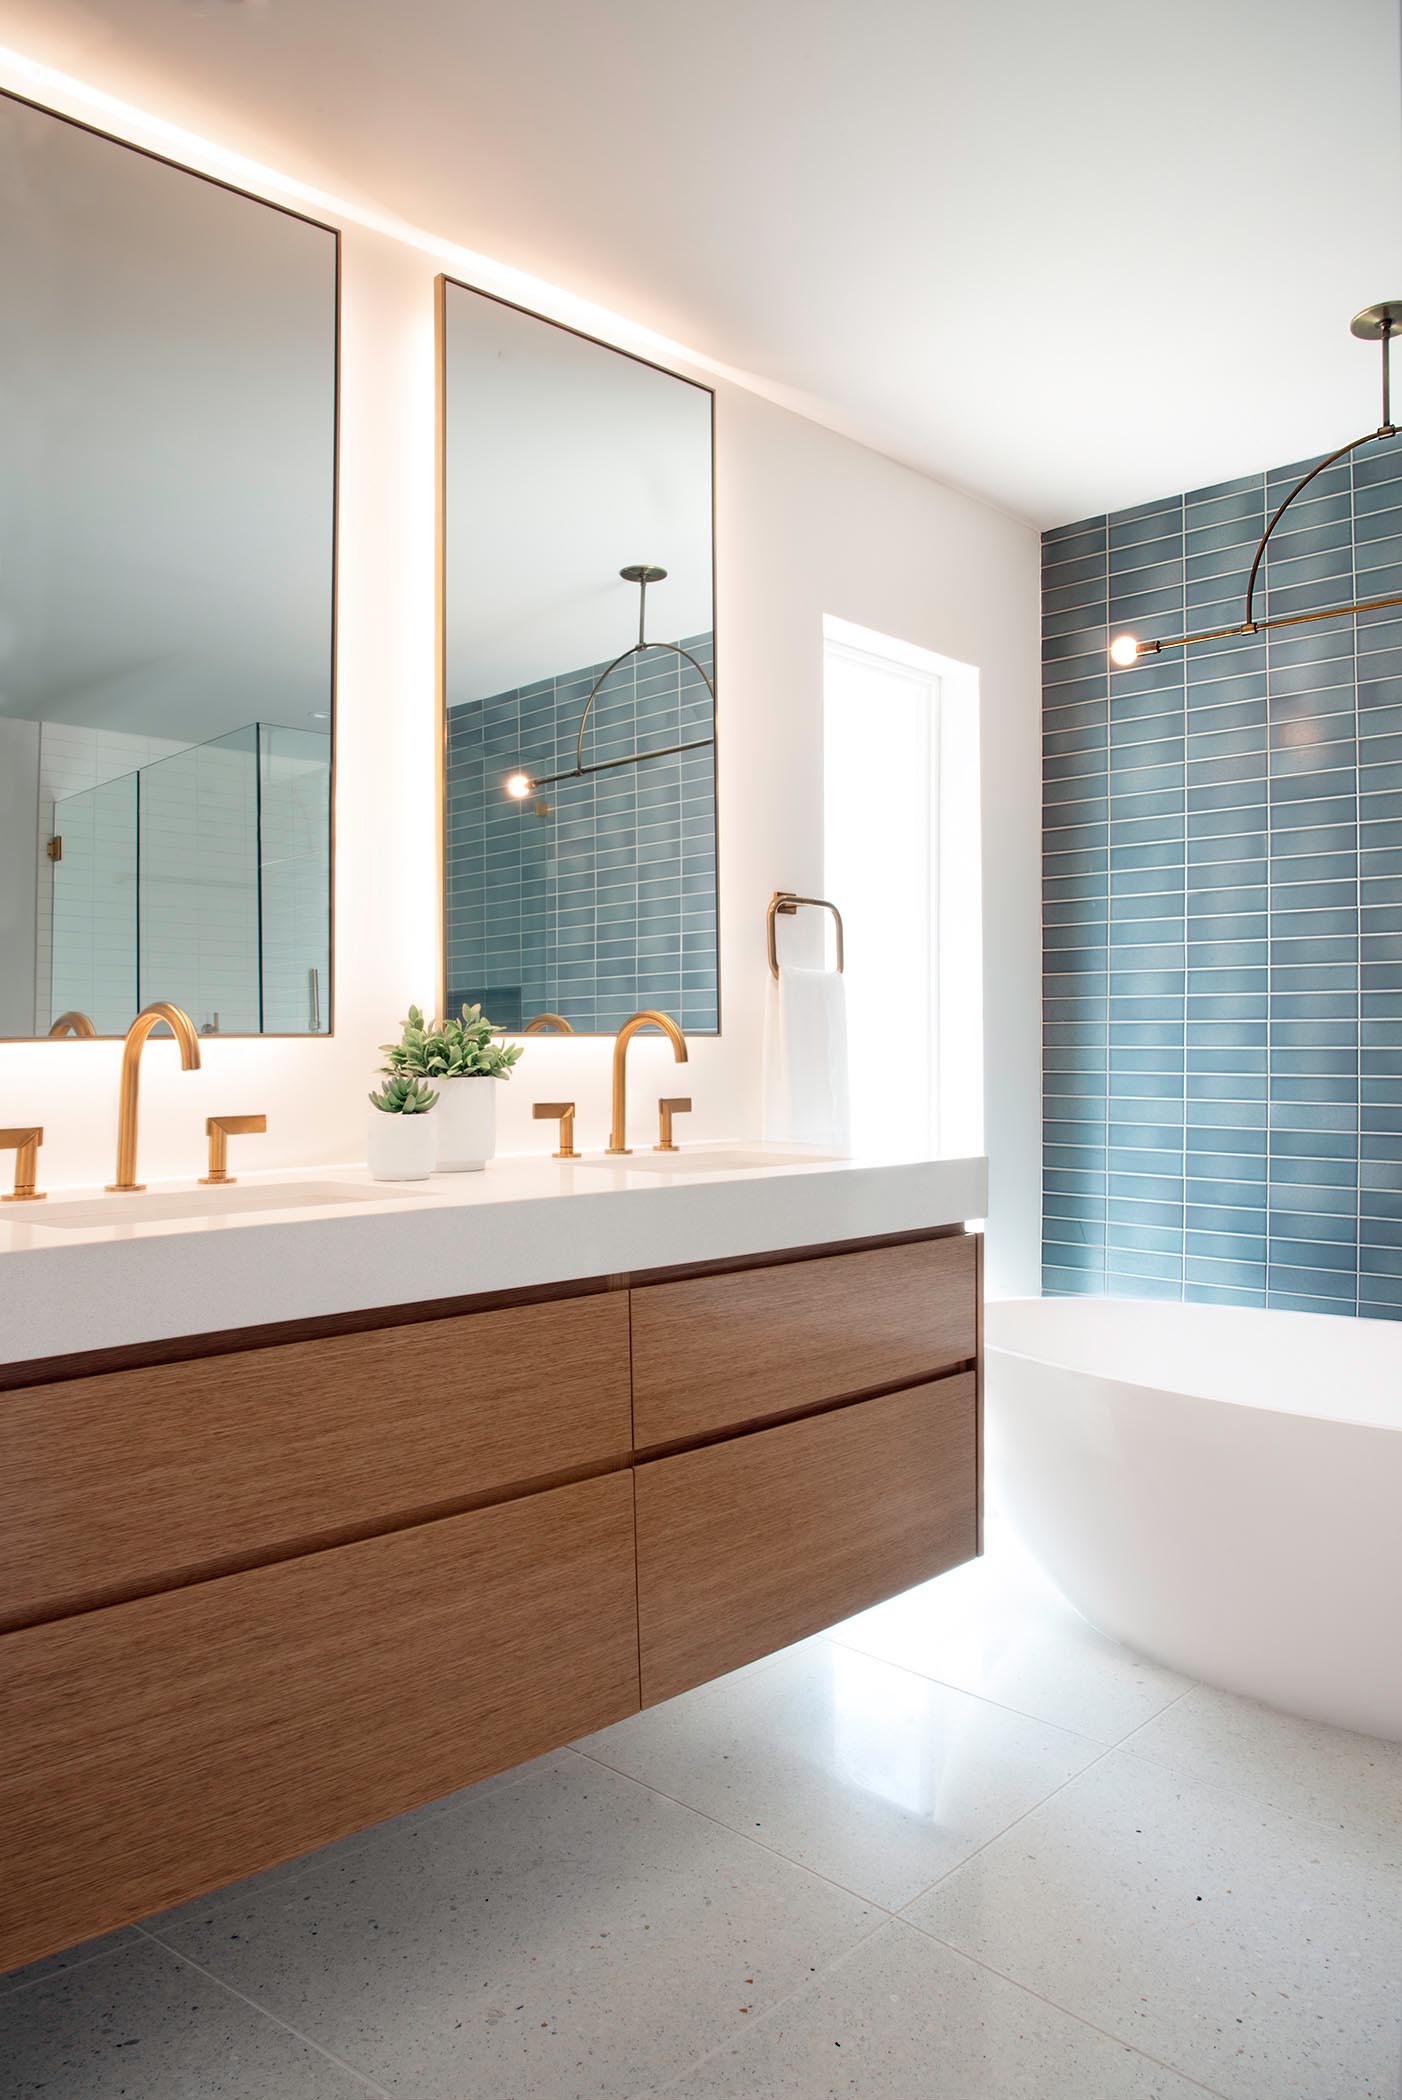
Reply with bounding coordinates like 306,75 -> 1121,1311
379,1004 -> 524,1172
366,1073 -> 439,1181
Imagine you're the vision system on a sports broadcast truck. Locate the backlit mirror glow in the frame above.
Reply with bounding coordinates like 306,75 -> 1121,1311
0,90 -> 337,1040
438,279 -> 718,1036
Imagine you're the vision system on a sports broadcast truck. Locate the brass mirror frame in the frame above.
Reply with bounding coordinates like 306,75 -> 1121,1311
434,274 -> 722,1038
0,87 -> 341,1045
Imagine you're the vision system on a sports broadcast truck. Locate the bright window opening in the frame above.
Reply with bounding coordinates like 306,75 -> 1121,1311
822,615 -> 983,1162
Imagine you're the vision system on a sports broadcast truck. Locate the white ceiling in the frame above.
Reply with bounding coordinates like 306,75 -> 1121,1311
0,0 -> 1398,527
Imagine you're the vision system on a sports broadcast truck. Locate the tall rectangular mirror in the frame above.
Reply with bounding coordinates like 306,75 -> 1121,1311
0,91 -> 338,1041
437,278 -> 718,1036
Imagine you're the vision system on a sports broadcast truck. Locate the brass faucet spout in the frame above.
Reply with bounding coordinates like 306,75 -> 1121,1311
608,1009 -> 688,1156
107,1003 -> 202,1193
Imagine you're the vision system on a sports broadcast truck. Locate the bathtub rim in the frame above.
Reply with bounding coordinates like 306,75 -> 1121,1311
985,1293 -> 1401,1436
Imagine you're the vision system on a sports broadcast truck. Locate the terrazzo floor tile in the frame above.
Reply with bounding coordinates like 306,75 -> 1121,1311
906,1747 -> 1402,2100
653,1920 -> 1213,2099
577,1638 -> 1104,1908
0,1929 -> 137,2001
829,1528 -> 1194,1743
153,1751 -> 879,2100
0,1936 -> 381,2100
1127,1681 -> 1402,1861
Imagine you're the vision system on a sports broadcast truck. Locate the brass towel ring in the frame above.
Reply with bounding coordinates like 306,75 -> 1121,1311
767,891 -> 845,980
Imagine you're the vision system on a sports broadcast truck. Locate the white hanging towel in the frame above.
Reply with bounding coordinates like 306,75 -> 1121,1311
762,963 -> 852,1155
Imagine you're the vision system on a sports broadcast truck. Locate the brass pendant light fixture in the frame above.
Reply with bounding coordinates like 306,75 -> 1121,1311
1109,303 -> 1401,670
503,565 -> 716,800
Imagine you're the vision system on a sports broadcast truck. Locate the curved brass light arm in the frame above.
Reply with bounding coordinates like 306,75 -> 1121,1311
1112,305 -> 1401,668
1243,427 -> 1389,630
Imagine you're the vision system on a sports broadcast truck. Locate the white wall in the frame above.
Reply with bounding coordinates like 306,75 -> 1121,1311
0,77 -> 1042,1297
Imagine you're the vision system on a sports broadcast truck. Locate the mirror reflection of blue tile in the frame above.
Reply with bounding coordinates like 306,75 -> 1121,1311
1042,432 -> 1402,1320
445,634 -> 716,1033
438,276 -> 719,1035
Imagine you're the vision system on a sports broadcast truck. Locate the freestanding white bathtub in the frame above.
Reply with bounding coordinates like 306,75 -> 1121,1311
985,1296 -> 1402,1743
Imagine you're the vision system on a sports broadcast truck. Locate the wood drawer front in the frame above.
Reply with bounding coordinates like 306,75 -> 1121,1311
630,1234 -> 977,1449
0,1470 -> 639,1974
635,1373 -> 977,1704
0,1292 -> 630,1632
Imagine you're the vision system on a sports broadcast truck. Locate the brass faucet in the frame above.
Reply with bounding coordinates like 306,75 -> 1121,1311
107,1003 -> 202,1192
48,1011 -> 96,1038
523,1013 -> 574,1035
608,1010 -> 688,1155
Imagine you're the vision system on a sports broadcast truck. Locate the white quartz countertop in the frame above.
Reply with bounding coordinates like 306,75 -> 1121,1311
0,1147 -> 987,1369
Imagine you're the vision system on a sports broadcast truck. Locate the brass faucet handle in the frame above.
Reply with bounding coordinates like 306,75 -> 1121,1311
0,1127 -> 45,1203
533,1101 -> 578,1160
655,1097 -> 693,1153
200,1113 -> 268,1187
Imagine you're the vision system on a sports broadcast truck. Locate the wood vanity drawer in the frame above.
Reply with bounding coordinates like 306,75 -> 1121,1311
630,1233 -> 977,1449
635,1372 -> 977,1703
0,1469 -> 639,1974
0,1291 -> 630,1630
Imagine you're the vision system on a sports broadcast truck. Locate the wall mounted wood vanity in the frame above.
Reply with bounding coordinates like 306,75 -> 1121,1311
0,1218 -> 981,1975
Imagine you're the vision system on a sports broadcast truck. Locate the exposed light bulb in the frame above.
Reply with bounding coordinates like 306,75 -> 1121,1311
504,771 -> 534,800
1109,633 -> 1141,668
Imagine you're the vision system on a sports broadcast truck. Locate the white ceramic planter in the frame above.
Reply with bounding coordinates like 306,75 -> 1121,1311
433,1075 -> 498,1172
366,1108 -> 437,1181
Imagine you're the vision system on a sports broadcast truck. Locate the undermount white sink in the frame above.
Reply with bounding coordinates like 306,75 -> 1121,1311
574,1147 -> 841,1175
24,1181 -> 426,1229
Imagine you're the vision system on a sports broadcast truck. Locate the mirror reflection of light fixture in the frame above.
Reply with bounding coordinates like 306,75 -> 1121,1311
501,564 -> 715,799
1110,303 -> 1402,670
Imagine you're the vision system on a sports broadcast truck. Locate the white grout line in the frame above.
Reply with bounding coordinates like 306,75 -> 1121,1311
818,1623 -> 1193,1750
566,1739 -> 904,1919
1105,1733 -> 1402,1857
133,1926 -> 392,2097
895,1919 -> 1237,2100
625,1915 -> 894,2100
0,1933 -> 136,2002
639,1906 -> 1234,2100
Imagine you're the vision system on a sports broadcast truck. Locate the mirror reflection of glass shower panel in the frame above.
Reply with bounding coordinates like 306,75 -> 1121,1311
138,725 -> 261,1033
47,724 -> 332,1037
258,725 -> 332,1035
0,88 -> 337,1040
50,773 -> 137,1035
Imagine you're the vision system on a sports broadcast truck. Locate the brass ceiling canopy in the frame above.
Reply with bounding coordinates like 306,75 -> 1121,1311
503,565 -> 716,800
1110,304 -> 1401,670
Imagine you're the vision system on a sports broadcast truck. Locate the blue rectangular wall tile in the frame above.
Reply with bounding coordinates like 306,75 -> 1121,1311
1044,457 -> 1402,1318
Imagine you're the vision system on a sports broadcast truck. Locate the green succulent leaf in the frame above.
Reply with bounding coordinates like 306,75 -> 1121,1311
377,1001 -> 527,1080
369,1073 -> 439,1115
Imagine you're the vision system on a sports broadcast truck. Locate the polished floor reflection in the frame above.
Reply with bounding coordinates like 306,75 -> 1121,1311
3,1521 -> 1400,2099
